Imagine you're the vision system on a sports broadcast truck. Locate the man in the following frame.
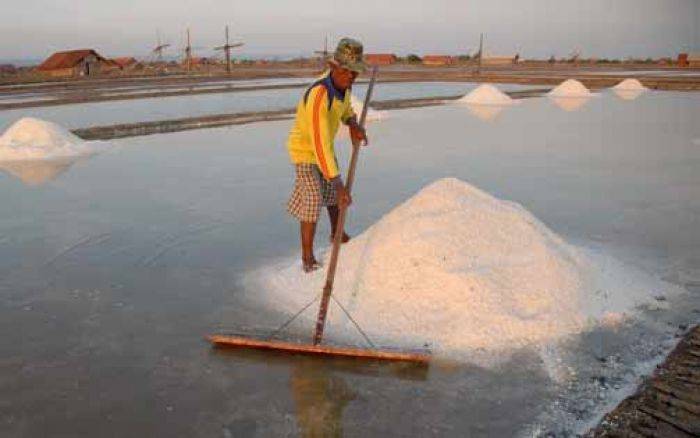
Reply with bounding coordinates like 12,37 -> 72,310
287,38 -> 368,273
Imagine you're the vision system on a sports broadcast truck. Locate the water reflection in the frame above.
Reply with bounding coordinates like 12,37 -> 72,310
0,157 -> 80,186
613,88 -> 644,101
465,104 -> 506,121
290,361 -> 356,437
212,346 -> 429,435
549,96 -> 591,112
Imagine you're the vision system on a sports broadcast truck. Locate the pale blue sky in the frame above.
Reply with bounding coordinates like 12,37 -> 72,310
1,0 -> 697,61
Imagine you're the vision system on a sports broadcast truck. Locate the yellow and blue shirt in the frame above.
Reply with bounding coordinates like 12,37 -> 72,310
287,73 -> 356,181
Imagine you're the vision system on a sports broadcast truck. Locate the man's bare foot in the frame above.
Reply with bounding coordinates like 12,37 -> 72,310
330,232 -> 351,244
303,256 -> 321,273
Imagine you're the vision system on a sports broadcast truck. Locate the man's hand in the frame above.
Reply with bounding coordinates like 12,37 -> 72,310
332,178 -> 352,208
348,119 -> 368,146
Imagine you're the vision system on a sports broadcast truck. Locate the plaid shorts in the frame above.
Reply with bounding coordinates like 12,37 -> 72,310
287,163 -> 337,223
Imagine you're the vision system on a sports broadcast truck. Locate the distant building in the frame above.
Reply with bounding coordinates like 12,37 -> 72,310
37,49 -> 112,77
112,57 -> 139,70
677,53 -> 689,67
422,55 -> 454,66
688,54 -> 700,68
183,57 -> 216,68
481,55 -> 519,66
364,54 -> 397,66
0,64 -> 16,75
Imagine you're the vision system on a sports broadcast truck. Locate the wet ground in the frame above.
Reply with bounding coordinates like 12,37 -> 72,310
0,90 -> 699,436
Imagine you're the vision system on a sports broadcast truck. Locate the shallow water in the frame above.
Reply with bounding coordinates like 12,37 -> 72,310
0,77 -> 313,104
0,90 -> 698,436
0,82 -> 539,130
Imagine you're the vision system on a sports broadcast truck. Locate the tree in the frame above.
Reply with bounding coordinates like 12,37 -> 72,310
406,54 -> 422,63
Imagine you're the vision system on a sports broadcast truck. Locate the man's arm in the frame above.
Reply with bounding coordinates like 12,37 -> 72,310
307,86 -> 340,180
307,86 -> 352,207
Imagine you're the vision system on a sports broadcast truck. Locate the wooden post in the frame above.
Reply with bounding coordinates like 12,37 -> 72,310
313,66 -> 378,346
477,33 -> 483,75
225,26 -> 232,73
186,28 -> 192,73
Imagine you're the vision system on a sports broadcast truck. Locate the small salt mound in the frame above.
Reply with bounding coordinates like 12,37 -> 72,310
612,79 -> 647,101
455,84 -> 514,106
247,178 -> 677,362
351,95 -> 387,122
613,78 -> 647,91
0,117 -> 106,161
548,79 -> 591,98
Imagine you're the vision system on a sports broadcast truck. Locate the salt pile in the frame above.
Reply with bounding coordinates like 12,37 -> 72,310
613,78 -> 647,91
0,117 -> 106,161
612,78 -> 647,101
351,94 -> 387,122
548,79 -> 592,98
455,84 -> 514,106
247,178 -> 677,362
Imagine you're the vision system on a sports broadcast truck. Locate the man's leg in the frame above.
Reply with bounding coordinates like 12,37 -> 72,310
327,206 -> 350,243
288,164 -> 325,272
301,221 -> 322,272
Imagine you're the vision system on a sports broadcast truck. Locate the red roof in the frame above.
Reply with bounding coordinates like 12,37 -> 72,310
37,49 -> 107,71
365,54 -> 397,65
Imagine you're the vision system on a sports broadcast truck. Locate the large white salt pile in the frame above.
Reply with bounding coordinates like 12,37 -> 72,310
351,94 -> 387,122
613,78 -> 647,91
548,79 -> 592,98
247,178 -> 678,362
0,117 -> 105,161
455,84 -> 514,106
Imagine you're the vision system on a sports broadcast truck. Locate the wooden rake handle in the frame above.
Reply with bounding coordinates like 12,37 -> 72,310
313,66 -> 379,345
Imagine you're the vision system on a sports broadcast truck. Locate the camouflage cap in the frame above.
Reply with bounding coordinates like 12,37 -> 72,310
331,37 -> 367,73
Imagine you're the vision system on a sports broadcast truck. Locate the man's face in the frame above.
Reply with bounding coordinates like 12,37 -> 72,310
330,65 -> 358,91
